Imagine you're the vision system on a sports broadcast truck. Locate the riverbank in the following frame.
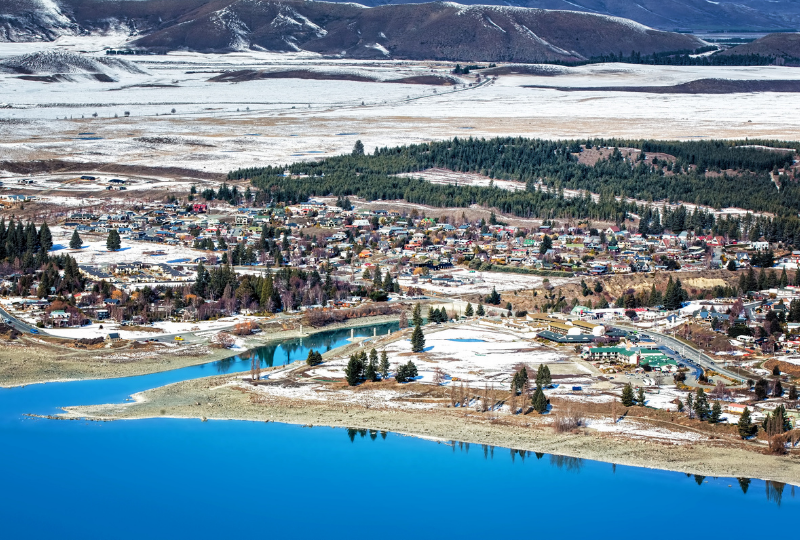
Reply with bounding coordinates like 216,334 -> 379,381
62,372 -> 800,486
0,315 -> 398,387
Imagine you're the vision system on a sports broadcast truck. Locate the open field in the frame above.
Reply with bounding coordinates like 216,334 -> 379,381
2,37 -> 800,184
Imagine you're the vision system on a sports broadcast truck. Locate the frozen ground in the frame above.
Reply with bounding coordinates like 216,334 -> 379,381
398,267 -> 576,295
586,417 -> 706,443
48,226 -> 207,266
305,323 -> 575,387
1,37 -> 800,177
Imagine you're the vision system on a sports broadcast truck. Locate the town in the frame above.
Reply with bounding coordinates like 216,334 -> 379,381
0,165 -> 798,457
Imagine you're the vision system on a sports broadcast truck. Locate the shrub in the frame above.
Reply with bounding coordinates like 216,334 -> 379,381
553,409 -> 585,433
211,331 -> 235,348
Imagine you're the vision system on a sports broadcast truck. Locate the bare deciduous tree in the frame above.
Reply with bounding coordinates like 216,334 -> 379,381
432,367 -> 445,386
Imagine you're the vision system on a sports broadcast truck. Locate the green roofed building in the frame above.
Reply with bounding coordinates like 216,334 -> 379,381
586,346 -> 666,366
639,355 -> 677,370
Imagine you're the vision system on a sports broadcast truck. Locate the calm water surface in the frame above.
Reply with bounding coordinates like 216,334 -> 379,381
1,322 -> 797,539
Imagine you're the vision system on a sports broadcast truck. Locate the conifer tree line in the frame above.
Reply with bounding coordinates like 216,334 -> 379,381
0,219 -> 85,296
344,348 -> 415,385
233,136 -> 798,220
574,50 -> 787,67
427,306 -> 450,323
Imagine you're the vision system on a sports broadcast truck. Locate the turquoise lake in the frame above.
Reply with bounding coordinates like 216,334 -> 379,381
1,322 -> 797,539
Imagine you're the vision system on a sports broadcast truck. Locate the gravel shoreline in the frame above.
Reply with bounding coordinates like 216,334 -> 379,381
63,372 -> 800,486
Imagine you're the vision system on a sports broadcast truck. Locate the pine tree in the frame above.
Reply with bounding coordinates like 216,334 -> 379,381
412,303 -> 422,326
710,401 -> 722,423
366,348 -> 379,382
382,271 -> 393,291
694,388 -> 710,420
535,364 -> 545,387
410,321 -> 425,353
755,378 -> 769,400
69,229 -> 82,250
365,358 -> 378,382
745,267 -> 757,292
379,350 -> 390,379
476,304 -> 485,316
789,385 -> 798,400
38,222 -> 52,253
738,407 -> 755,438
464,302 -> 474,317
306,350 -> 323,366
543,365 -> 551,386
621,383 -> 635,407
405,360 -> 418,378
106,229 -> 121,251
532,385 -> 548,414
780,267 -> 789,288
636,386 -> 646,406
486,287 -> 501,305
352,139 -> 365,156
344,354 -> 364,386
686,392 -> 694,418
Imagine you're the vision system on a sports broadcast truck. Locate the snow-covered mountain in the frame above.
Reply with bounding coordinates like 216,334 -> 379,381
0,0 -> 708,63
0,49 -> 146,81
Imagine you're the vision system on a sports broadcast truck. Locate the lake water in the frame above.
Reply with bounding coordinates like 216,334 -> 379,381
1,322 -> 797,539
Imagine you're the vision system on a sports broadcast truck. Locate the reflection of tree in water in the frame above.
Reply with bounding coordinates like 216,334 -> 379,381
738,477 -> 751,494
510,449 -> 530,463
245,345 -> 278,369
346,427 -> 388,442
694,474 -> 705,486
766,480 -> 786,506
280,339 -> 304,365
549,454 -> 584,473
215,356 -> 238,374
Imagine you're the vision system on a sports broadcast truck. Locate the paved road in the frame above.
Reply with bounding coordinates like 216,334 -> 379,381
0,305 -> 44,336
617,325 -> 746,385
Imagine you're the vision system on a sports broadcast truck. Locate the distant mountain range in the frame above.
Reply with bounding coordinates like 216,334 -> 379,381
3,0 -> 800,48
0,0 -> 709,63
346,0 -> 800,32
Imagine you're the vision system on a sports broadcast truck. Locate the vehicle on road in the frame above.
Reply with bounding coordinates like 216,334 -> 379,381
174,336 -> 184,341
29,328 -> 39,334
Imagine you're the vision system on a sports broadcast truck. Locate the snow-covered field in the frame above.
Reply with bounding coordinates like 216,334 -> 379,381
586,417 -> 706,443
398,267 -> 575,295
2,37 -> 800,176
304,323 -> 574,387
47,226 -> 206,267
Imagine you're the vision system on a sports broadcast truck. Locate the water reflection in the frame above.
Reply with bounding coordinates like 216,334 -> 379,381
766,480 -> 786,506
340,428 -> 798,509
738,477 -> 751,494
346,427 -> 389,442
549,455 -> 584,473
234,322 -> 399,372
